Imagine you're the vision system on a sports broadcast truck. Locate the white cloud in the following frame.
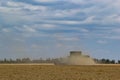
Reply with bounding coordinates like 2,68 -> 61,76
41,16 -> 95,25
97,40 -> 107,44
35,0 -> 57,2
56,43 -> 65,47
62,37 -> 79,41
2,28 -> 11,32
40,24 -> 57,29
80,16 -> 95,24
6,1 -> 24,7
0,0 -> 120,59
105,36 -> 120,40
0,0 -> 119,27
0,1 -> 47,13
54,9 -> 81,17
80,28 -> 89,33
23,26 -> 36,32
69,0 -> 114,5
102,14 -> 120,24
55,35 -> 79,41
14,38 -> 25,42
31,44 -> 42,49
67,0 -> 87,4
113,28 -> 120,33
110,28 -> 120,36
15,25 -> 36,32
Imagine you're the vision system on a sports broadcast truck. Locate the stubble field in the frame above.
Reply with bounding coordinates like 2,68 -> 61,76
0,64 -> 120,80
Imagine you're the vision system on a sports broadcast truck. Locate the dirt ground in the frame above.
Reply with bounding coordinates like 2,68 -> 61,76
0,64 -> 120,80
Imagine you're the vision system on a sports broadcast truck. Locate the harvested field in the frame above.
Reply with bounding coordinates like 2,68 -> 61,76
0,64 -> 120,80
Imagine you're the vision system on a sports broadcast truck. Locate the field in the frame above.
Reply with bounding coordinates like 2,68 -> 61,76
0,64 -> 120,80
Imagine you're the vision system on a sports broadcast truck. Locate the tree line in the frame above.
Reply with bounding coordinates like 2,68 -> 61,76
0,58 -> 60,64
0,57 -> 120,64
94,58 -> 120,64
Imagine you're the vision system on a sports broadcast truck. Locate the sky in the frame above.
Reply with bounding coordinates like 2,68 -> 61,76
0,0 -> 120,60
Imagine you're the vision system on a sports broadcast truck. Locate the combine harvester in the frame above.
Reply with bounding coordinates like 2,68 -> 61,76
55,51 -> 95,65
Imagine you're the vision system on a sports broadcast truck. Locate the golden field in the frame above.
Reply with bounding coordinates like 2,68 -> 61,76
0,64 -> 120,80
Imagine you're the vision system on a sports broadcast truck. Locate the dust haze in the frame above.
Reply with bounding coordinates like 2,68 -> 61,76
57,51 -> 95,65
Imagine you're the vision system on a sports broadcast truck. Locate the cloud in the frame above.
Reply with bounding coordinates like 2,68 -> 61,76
34,0 -> 57,2
41,16 -> 95,25
54,34 -> 80,41
60,37 -> 79,41
14,25 -> 36,32
31,44 -> 42,49
80,28 -> 89,33
14,38 -> 25,42
105,36 -> 120,40
0,0 -> 120,26
2,28 -> 11,32
39,24 -> 57,29
0,0 -> 120,59
5,1 -> 47,11
98,27 -> 120,40
97,40 -> 107,44
112,28 -> 120,33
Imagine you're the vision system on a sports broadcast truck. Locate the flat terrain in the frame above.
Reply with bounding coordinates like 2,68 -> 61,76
0,64 -> 120,80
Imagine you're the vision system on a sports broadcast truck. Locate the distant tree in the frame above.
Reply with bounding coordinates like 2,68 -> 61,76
9,58 -> 14,63
118,60 -> 120,64
16,58 -> 22,63
111,60 -> 115,64
22,58 -> 31,63
100,58 -> 114,64
101,58 -> 106,63
4,58 -> 7,63
106,59 -> 110,64
46,58 -> 51,63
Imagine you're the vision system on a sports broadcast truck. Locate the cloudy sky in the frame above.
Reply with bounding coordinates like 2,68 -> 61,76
0,0 -> 120,60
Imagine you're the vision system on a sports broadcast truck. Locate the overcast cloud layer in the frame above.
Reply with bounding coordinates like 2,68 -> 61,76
0,0 -> 120,60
